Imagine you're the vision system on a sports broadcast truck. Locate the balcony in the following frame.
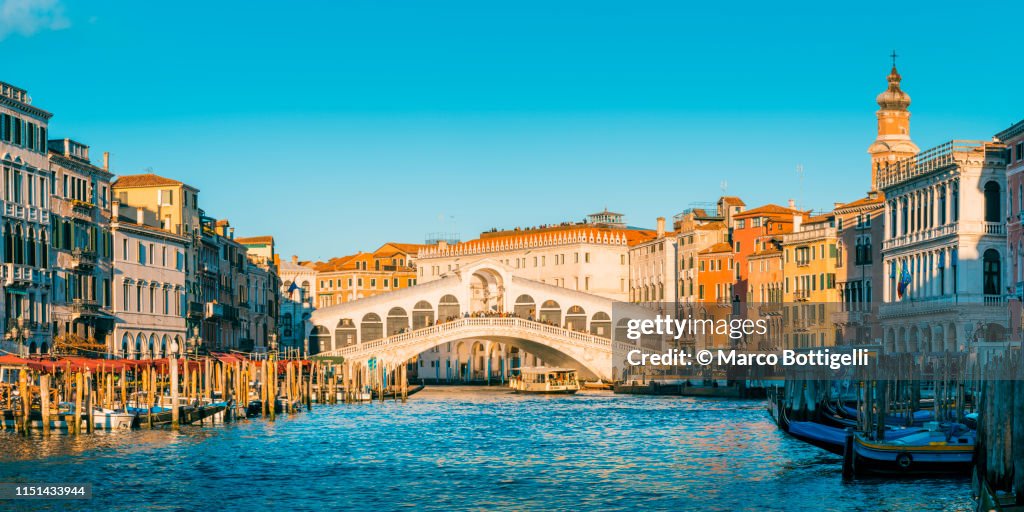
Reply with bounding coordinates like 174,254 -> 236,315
205,302 -> 238,321
70,199 -> 96,214
882,223 -> 959,252
71,298 -> 101,316
187,301 -> 205,318
2,263 -> 47,287
70,248 -> 98,270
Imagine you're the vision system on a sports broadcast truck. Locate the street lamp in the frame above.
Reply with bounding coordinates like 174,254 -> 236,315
187,326 -> 203,358
268,332 -> 278,357
4,316 -> 31,357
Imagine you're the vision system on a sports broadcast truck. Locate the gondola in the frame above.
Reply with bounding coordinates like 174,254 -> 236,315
852,424 -> 975,475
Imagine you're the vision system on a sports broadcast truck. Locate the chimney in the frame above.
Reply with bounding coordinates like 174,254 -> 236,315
656,217 -> 665,238
103,151 -> 109,171
793,214 -> 803,232
788,199 -> 796,209
291,255 -> 298,264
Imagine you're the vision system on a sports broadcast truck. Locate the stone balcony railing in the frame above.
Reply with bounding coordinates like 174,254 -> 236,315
1,263 -> 47,287
318,317 -> 626,361
882,221 -> 1006,252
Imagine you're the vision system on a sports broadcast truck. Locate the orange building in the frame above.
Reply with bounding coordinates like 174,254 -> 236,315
731,203 -> 804,302
696,242 -> 736,303
313,242 -> 426,307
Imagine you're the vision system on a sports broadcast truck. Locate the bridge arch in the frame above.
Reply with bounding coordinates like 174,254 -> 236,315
310,325 -> 329,354
336,318 -> 356,347
539,300 -> 561,326
565,305 -> 586,331
438,294 -> 460,320
412,301 -> 434,329
514,294 -> 536,319
361,313 -> 383,342
387,307 -> 409,335
590,311 -> 611,338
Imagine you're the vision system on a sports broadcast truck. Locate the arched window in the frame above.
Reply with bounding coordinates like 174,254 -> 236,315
2,223 -> 10,263
983,249 -> 1001,296
985,181 -> 1001,223
121,333 -> 132,358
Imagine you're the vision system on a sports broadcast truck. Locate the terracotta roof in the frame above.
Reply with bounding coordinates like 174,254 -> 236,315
749,248 -> 782,257
837,195 -> 885,209
699,242 -> 734,255
237,236 -> 274,245
312,254 -> 360,272
804,214 -> 834,224
112,173 -> 183,188
733,204 -> 803,219
694,222 -> 727,231
384,242 -> 429,254
720,196 -> 746,206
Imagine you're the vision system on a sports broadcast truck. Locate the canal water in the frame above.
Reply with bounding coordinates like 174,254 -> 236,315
0,387 -> 972,511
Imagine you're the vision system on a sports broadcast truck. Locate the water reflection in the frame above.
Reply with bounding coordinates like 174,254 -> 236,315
0,387 -> 972,512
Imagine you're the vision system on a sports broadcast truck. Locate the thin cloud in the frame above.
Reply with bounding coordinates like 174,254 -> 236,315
0,0 -> 70,40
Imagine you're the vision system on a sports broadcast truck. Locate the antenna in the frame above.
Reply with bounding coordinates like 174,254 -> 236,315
720,180 -> 728,195
796,164 -> 804,210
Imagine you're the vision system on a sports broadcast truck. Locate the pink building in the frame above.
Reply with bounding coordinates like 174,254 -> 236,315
997,120 -> 1024,339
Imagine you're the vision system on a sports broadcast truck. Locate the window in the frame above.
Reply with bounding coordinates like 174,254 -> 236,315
137,242 -> 146,264
984,181 -> 1001,223
983,249 -> 1001,295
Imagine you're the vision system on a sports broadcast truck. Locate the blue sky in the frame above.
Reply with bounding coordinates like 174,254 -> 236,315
1,0 -> 1020,260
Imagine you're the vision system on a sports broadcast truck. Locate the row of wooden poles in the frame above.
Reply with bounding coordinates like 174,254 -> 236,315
336,360 -> 411,403
780,352 -> 973,428
0,358 -> 356,435
973,351 -> 1024,507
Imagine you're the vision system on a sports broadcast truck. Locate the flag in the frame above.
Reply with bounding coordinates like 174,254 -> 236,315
897,262 -> 912,299
286,282 -> 300,296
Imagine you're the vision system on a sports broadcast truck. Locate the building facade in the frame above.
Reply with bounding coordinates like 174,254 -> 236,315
628,217 -> 677,305
416,211 -> 655,303
110,203 -> 188,359
879,140 -> 1009,353
47,139 -> 115,356
0,82 -> 53,356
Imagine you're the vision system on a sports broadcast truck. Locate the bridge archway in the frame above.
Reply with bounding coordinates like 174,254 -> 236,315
470,268 -> 504,313
539,300 -> 561,326
336,318 -> 356,347
361,313 -> 383,342
590,312 -> 611,338
438,295 -> 460,321
566,305 -> 586,331
310,325 -> 329,354
412,301 -> 434,329
387,307 -> 409,335
514,294 -> 536,319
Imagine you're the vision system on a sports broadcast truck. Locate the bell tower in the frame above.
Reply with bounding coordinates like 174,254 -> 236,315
867,53 -> 919,190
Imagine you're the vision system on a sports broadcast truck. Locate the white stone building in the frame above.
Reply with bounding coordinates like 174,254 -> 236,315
110,203 -> 188,358
0,81 -> 53,356
278,255 -> 317,354
879,140 -> 1010,352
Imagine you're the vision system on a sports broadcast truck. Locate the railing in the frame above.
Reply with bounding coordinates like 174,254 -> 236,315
71,248 -> 98,268
2,263 -> 46,286
877,140 -> 995,189
882,223 -> 959,251
785,227 -> 837,244
321,317 -> 615,358
985,222 -> 1005,235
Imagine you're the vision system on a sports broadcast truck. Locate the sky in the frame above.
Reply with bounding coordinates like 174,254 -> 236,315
1,0 -> 1021,261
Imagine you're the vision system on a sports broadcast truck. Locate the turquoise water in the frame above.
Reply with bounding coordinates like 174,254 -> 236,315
0,387 -> 973,511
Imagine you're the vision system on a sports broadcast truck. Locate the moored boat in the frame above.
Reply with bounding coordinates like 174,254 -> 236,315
510,367 -> 580,395
852,424 -> 975,475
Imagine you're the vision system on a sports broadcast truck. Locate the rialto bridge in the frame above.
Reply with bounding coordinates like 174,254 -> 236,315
308,260 -> 654,381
